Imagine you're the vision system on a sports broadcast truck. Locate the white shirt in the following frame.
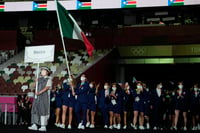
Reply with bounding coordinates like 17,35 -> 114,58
156,88 -> 161,97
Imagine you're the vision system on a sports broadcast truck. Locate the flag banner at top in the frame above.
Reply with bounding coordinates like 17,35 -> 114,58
33,1 -> 47,11
0,2 -> 5,12
1,0 -> 200,12
77,0 -> 91,10
168,0 -> 184,6
121,0 -> 137,8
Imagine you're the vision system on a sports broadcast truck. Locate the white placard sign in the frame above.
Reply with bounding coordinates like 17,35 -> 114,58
24,45 -> 55,63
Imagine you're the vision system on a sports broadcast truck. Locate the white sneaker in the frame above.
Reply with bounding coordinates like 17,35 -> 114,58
86,122 -> 90,127
113,124 -> 117,129
81,125 -> 85,130
38,126 -> 46,132
139,126 -> 145,130
59,124 -> 65,129
89,124 -> 95,128
67,125 -> 72,129
183,126 -> 187,131
123,125 -> 127,129
78,123 -> 82,129
104,125 -> 108,129
198,124 -> 200,130
55,123 -> 58,127
197,124 -> 200,130
117,124 -> 121,130
153,126 -> 157,130
192,126 -> 197,131
109,125 -> 113,129
28,124 -> 38,131
173,126 -> 177,131
132,125 -> 137,130
55,123 -> 61,127
146,123 -> 150,130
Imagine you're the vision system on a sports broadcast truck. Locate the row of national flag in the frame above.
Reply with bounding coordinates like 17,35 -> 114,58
0,0 -> 185,12
0,1 -> 91,12
121,0 -> 184,8
32,0 -> 92,11
32,0 -> 185,10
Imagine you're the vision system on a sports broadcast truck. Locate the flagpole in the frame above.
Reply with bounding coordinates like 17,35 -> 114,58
35,62 -> 40,99
54,0 -> 71,79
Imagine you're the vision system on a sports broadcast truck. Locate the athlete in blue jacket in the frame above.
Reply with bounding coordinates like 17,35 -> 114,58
97,82 -> 110,128
74,74 -> 89,130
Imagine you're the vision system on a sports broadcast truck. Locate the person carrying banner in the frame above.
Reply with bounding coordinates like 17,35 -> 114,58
28,66 -> 52,132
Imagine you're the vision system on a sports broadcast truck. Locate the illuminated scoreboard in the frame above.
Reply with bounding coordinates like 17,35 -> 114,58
0,0 -> 199,12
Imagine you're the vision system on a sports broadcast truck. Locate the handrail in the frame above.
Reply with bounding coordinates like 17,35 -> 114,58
0,103 -> 16,125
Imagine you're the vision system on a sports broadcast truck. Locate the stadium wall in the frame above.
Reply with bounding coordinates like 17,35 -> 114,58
32,25 -> 200,50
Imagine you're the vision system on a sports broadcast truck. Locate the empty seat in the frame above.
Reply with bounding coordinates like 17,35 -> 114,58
21,85 -> 28,92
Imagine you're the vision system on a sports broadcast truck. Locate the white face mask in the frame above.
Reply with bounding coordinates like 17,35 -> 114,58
178,85 -> 183,89
68,78 -> 72,82
104,85 -> 108,90
80,76 -> 86,81
137,85 -> 142,89
194,88 -> 198,91
41,70 -> 47,76
159,85 -> 163,89
112,87 -> 117,91
127,86 -> 130,90
89,84 -> 94,88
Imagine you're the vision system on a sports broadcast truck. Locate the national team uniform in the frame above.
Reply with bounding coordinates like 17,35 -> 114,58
55,89 -> 63,109
143,89 -> 151,117
109,90 -> 123,114
122,89 -> 132,112
174,88 -> 189,112
75,82 -> 89,127
132,89 -> 145,113
190,89 -> 200,116
97,89 -> 110,127
150,88 -> 166,129
87,87 -> 97,112
62,83 -> 75,108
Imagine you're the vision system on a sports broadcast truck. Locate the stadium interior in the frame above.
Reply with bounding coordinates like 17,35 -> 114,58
0,0 -> 200,132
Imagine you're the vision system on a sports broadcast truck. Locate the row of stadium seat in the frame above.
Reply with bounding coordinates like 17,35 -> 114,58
0,50 -> 15,64
0,49 -> 110,95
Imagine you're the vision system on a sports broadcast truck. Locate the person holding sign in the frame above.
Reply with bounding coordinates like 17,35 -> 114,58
28,66 -> 52,132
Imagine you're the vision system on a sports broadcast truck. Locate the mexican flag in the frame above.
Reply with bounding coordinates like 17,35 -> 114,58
56,1 -> 94,56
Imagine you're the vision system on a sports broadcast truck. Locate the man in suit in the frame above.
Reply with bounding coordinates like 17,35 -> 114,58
150,82 -> 166,130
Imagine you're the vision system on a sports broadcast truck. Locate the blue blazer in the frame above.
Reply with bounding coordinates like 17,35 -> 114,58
150,89 -> 165,107
62,83 -> 70,100
132,89 -> 146,104
75,82 -> 89,104
88,87 -> 96,104
97,89 -> 110,108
